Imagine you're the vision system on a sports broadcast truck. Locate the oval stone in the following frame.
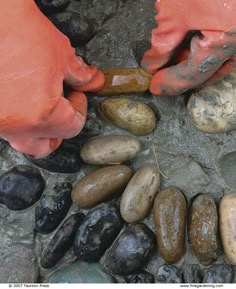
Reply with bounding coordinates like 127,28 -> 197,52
0,165 -> 45,211
219,193 -> 236,264
80,135 -> 141,165
74,203 -> 123,262
153,186 -> 186,264
45,261 -> 115,283
187,71 -> 236,134
120,164 -> 160,223
72,165 -> 133,208
107,223 -> 156,275
98,98 -> 157,135
189,194 -> 219,265
40,213 -> 85,269
35,182 -> 72,234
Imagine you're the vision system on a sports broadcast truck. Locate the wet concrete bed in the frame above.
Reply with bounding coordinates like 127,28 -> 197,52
0,0 -> 236,283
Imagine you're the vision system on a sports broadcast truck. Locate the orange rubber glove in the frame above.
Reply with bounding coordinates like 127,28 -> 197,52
0,0 -> 105,158
141,0 -> 236,96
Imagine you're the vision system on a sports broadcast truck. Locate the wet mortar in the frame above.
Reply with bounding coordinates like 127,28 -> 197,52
0,0 -> 236,283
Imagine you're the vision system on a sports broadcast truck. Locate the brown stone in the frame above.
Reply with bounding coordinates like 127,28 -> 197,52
153,186 -> 186,264
189,194 -> 219,265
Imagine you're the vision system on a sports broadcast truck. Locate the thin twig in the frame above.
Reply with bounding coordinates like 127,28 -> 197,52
152,132 -> 167,179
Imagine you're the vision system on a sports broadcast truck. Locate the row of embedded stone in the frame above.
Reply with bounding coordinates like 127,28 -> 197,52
44,210 -> 235,283
0,135 -> 236,281
72,134 -> 236,268
37,201 -> 234,283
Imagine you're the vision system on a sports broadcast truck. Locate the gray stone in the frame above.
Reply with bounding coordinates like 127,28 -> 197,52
46,261 -> 114,283
218,150 -> 236,189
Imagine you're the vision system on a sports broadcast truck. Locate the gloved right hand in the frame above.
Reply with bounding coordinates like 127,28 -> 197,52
141,0 -> 236,96
0,0 -> 105,158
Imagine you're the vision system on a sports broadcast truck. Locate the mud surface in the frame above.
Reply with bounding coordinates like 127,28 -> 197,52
0,0 -> 236,283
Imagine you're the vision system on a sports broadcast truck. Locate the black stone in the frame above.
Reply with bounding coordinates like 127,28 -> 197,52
35,0 -> 70,15
131,40 -> 151,65
40,213 -> 84,269
0,165 -> 45,211
107,223 -> 156,275
203,264 -> 234,283
26,142 -> 81,173
182,264 -> 202,283
125,271 -> 155,283
67,116 -> 102,143
74,203 -> 123,262
35,182 -> 72,234
49,12 -> 94,46
156,265 -> 184,283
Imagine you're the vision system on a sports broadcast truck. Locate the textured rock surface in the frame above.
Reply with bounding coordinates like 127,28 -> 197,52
153,186 -> 186,264
187,71 -> 236,134
188,194 -> 219,265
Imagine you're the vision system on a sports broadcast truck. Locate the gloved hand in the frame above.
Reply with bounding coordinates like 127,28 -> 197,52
0,0 -> 104,158
141,0 -> 236,96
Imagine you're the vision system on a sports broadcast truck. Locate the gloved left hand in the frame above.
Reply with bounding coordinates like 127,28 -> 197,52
0,0 -> 104,158
141,0 -> 236,96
